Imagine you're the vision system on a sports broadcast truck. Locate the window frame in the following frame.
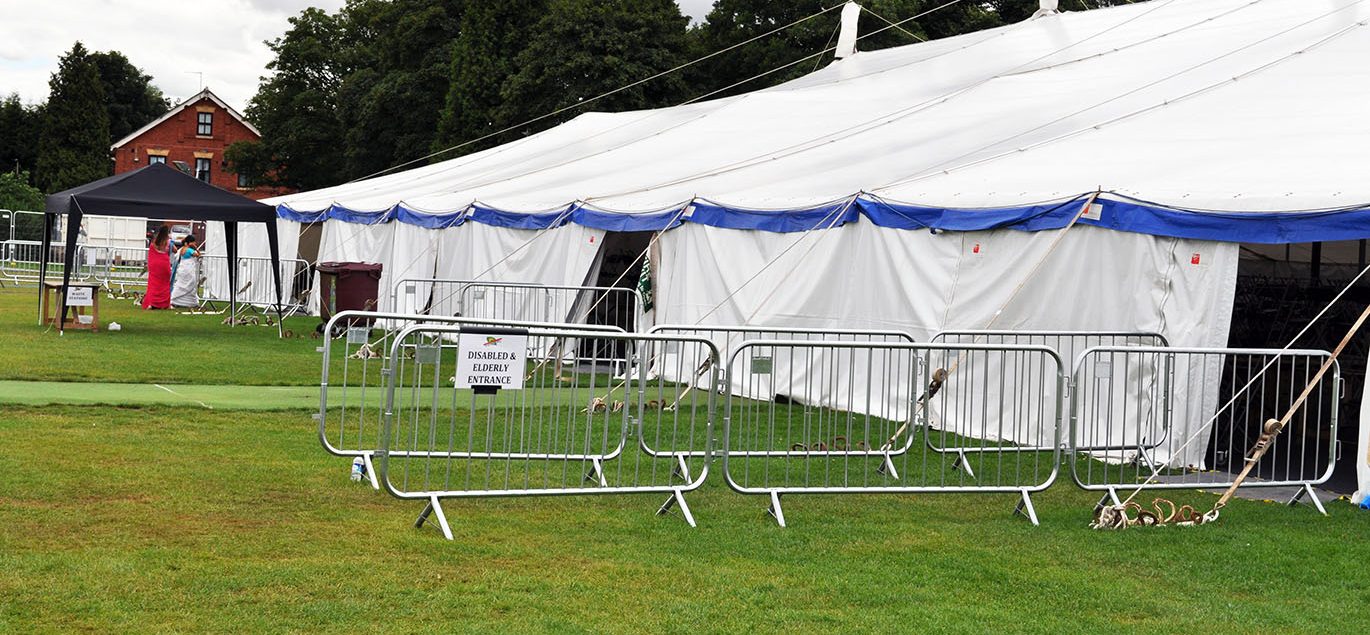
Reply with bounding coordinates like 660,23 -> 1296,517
196,111 -> 213,136
195,157 -> 211,183
148,155 -> 167,165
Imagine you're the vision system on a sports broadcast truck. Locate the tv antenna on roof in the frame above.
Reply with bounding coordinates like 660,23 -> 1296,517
185,71 -> 203,91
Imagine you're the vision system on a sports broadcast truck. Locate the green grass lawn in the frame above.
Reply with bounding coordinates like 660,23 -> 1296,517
0,287 -> 325,385
2,285 -> 1369,632
2,404 -> 1369,633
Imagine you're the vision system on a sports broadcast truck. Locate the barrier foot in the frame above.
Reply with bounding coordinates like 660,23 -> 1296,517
655,489 -> 696,527
583,458 -> 607,487
1288,483 -> 1328,516
415,495 -> 453,540
1013,490 -> 1040,526
672,455 -> 692,482
952,450 -> 976,479
1093,488 -> 1123,513
876,453 -> 900,480
363,453 -> 380,491
1132,446 -> 1159,473
766,491 -> 786,528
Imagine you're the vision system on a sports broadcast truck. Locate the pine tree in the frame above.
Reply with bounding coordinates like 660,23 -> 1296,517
0,94 -> 43,176
90,50 -> 169,146
337,0 -> 464,179
432,0 -> 548,159
35,42 -> 111,193
498,0 -> 691,140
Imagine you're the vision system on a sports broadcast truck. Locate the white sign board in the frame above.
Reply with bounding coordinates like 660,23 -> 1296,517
455,332 -> 528,390
66,286 -> 94,307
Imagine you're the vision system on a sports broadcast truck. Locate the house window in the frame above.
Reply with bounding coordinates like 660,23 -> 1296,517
237,172 -> 251,188
195,158 -> 211,182
148,155 -> 166,165
197,112 -> 213,136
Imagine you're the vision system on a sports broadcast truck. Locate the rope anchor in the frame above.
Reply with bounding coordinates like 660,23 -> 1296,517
1093,299 -> 1370,530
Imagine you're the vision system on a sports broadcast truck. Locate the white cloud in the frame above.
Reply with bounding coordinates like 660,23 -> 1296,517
0,0 -> 713,110
0,0 -> 347,109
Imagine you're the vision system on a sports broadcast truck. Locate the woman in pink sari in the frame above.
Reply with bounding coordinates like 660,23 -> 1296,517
141,226 -> 172,309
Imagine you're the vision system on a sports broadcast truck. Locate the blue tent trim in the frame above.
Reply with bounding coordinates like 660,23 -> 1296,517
276,193 -> 1370,243
275,204 -> 329,224
688,199 -> 859,233
857,196 -> 1086,232
394,204 -> 465,229
1089,196 -> 1370,244
468,204 -> 573,230
570,205 -> 687,232
324,204 -> 392,225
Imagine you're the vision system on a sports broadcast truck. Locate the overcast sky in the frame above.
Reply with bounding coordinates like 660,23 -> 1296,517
0,0 -> 716,112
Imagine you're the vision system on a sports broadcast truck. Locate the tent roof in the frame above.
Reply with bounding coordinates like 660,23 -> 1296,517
47,162 -> 275,223
269,0 -> 1370,243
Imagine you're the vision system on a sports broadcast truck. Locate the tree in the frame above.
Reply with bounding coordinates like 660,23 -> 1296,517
689,0 -> 841,98
336,0 -> 464,179
432,0 -> 547,158
0,170 -> 46,240
35,42 -> 110,193
229,8 -> 353,191
498,0 -> 692,140
0,94 -> 43,176
90,50 -> 169,145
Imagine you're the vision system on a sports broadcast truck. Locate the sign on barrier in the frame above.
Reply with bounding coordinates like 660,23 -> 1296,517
721,340 -> 1064,526
1070,345 -> 1339,514
378,324 -> 719,539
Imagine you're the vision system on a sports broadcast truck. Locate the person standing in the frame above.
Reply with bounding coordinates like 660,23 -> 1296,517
170,235 -> 202,308
141,226 -> 172,309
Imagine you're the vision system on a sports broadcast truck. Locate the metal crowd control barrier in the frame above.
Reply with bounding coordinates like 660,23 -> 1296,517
1,239 -> 95,285
1071,346 -> 1339,514
646,324 -> 919,467
318,310 -> 629,490
927,330 -> 1170,473
722,340 -> 1064,526
81,244 -> 149,292
378,323 -> 719,539
200,255 -> 312,316
393,278 -> 646,332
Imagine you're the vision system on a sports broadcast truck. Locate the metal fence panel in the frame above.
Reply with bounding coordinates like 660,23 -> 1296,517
645,324 -> 918,462
721,340 -> 1063,526
1,239 -> 95,285
200,254 -> 312,315
378,324 -> 718,538
393,278 -> 646,333
1070,345 -> 1339,512
927,330 -> 1169,464
318,310 -> 629,489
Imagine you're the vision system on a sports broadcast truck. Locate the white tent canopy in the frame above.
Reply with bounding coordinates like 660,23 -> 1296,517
258,0 -> 1370,484
270,0 -> 1370,230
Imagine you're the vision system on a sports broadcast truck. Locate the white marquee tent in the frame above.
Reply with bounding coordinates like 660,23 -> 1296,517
219,0 -> 1370,497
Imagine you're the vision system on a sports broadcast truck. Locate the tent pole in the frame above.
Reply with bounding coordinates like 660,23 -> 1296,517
265,219 -> 285,336
37,212 -> 54,325
58,200 -> 83,334
225,221 -> 238,328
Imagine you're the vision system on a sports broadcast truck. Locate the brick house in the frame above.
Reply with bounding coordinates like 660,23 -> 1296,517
110,88 -> 291,200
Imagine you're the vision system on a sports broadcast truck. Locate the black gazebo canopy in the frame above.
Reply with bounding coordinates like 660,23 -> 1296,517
42,162 -> 283,330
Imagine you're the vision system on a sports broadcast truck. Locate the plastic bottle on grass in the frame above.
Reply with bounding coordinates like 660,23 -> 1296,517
350,457 -> 366,482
